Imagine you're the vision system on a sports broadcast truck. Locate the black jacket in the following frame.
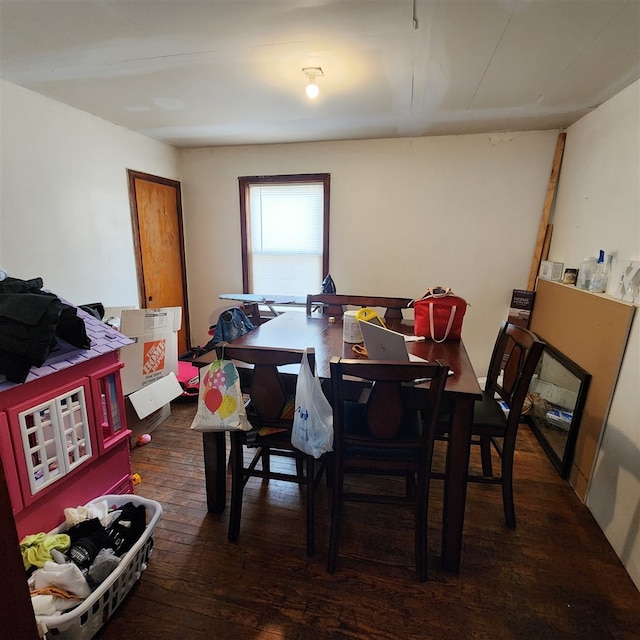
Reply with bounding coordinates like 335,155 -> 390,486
0,277 -> 90,383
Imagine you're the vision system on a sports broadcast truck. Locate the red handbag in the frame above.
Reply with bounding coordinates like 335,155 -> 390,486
412,287 -> 468,342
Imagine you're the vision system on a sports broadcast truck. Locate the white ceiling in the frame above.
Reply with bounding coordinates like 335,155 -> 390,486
1,0 -> 638,149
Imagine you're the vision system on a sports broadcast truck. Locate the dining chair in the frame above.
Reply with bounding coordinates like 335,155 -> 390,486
327,356 -> 450,581
436,321 -> 544,529
238,301 -> 264,326
215,343 -> 327,556
306,293 -> 413,319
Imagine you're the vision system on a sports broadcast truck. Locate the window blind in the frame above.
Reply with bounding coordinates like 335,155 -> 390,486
248,182 -> 324,295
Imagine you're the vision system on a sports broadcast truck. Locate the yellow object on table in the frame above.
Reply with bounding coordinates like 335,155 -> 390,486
355,307 -> 386,328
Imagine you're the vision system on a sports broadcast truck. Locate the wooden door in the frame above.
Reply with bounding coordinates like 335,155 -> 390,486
128,170 -> 190,354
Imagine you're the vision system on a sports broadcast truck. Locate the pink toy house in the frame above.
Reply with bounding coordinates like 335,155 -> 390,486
0,308 -> 135,539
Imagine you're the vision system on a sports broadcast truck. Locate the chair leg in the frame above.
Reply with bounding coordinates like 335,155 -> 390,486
228,433 -> 244,542
480,436 -> 493,476
502,450 -> 516,529
327,469 -> 343,574
306,456 -> 315,556
325,453 -> 334,486
415,471 -> 429,582
405,472 -> 416,499
261,448 -> 271,475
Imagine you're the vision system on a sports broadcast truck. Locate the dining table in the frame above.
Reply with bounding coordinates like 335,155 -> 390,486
193,311 -> 482,573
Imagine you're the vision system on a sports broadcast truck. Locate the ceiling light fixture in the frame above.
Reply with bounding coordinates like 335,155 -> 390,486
303,67 -> 323,99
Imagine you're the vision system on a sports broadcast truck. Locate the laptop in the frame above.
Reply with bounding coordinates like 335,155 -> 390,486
358,320 -> 427,363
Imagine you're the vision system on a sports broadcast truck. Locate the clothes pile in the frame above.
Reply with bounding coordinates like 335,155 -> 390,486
21,499 -> 147,620
0,276 -> 90,383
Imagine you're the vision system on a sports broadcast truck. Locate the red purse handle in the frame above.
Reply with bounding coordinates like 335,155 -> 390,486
409,287 -> 453,306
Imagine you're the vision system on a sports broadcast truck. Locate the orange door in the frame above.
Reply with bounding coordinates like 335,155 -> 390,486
128,170 -> 190,354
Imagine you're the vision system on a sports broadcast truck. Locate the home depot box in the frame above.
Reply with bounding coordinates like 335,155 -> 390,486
103,307 -> 184,446
116,307 -> 182,396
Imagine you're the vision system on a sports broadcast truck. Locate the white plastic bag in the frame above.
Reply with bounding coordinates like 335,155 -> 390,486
190,359 -> 250,432
292,349 -> 333,458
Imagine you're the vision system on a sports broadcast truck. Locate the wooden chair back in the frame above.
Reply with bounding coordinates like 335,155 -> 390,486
486,321 -> 545,425
216,344 -> 314,421
306,294 -> 413,319
330,358 -> 449,460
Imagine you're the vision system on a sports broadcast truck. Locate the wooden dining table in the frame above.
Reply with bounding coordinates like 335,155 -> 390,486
193,311 -> 482,573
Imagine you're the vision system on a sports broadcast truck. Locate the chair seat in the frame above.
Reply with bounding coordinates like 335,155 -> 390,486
438,392 -> 508,437
344,442 -> 422,461
471,391 -> 509,435
244,396 -> 296,445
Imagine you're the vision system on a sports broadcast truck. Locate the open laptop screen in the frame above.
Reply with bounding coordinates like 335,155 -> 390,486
359,320 -> 426,362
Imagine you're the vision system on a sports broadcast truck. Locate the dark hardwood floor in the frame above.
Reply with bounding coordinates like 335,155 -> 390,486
95,400 -> 639,640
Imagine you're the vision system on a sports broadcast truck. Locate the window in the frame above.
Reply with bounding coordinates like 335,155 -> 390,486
239,174 -> 330,296
18,386 -> 93,496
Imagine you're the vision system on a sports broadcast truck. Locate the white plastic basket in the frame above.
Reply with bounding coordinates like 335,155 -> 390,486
38,494 -> 162,640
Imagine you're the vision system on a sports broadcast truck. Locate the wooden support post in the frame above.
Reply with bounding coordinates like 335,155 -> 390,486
541,223 -> 553,264
527,133 -> 566,290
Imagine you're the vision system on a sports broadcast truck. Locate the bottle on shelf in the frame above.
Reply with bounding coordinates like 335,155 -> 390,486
577,256 -> 597,291
590,250 -> 611,293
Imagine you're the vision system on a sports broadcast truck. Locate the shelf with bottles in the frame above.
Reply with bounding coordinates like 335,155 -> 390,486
543,280 -> 637,310
577,250 -> 613,294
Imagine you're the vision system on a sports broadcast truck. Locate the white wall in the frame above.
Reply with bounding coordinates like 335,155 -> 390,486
547,80 -> 640,589
180,131 -> 560,373
0,81 -> 180,307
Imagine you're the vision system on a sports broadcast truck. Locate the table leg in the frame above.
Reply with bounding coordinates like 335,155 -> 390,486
202,431 -> 227,513
441,395 -> 473,572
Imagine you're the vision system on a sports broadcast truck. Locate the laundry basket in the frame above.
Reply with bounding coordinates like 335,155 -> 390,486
37,494 -> 162,640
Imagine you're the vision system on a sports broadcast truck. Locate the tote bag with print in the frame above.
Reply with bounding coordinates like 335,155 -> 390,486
190,358 -> 250,432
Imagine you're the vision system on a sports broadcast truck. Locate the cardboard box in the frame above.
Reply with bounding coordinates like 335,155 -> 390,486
103,306 -> 136,332
104,307 -> 184,446
126,372 -> 184,447
116,307 -> 182,396
126,400 -> 171,447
